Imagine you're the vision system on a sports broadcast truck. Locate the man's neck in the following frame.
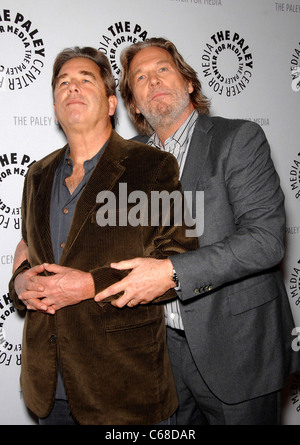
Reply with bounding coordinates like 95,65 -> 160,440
154,104 -> 195,146
65,124 -> 112,166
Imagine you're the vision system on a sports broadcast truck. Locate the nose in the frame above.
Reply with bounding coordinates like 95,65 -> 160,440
68,79 -> 80,93
149,72 -> 160,87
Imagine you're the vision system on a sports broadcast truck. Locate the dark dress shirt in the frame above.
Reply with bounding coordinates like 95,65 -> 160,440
49,143 -> 106,399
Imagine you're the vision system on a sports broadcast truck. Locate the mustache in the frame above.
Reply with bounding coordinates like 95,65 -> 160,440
147,89 -> 172,102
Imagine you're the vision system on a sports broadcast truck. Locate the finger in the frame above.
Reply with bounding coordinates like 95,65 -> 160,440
110,292 -> 135,308
27,278 -> 45,292
23,297 -> 49,312
111,297 -> 129,308
24,296 -> 56,314
28,264 -> 46,275
94,281 -> 128,302
40,296 -> 60,309
126,299 -> 138,308
19,290 -> 47,302
27,296 -> 56,314
28,303 -> 55,315
110,258 -> 141,270
44,305 -> 56,315
42,263 -> 64,273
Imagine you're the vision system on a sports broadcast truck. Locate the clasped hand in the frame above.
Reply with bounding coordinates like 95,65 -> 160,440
94,257 -> 175,308
14,263 -> 94,315
14,258 -> 175,314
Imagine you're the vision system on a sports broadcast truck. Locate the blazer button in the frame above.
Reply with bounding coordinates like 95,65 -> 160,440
194,288 -> 200,294
49,335 -> 57,343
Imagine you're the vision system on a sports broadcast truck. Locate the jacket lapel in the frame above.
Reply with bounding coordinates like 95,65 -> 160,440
180,114 -> 213,192
59,131 -> 127,263
131,115 -> 213,194
31,147 -> 66,264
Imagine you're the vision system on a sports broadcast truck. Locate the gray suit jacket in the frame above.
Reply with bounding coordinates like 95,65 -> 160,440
136,114 -> 300,404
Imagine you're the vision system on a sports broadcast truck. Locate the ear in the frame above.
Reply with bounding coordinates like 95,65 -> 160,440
108,95 -> 117,116
188,81 -> 194,94
135,105 -> 141,115
53,102 -> 57,121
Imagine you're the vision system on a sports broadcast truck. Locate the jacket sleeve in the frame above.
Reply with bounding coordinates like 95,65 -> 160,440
90,152 -> 199,303
171,121 -> 286,302
8,173 -> 30,311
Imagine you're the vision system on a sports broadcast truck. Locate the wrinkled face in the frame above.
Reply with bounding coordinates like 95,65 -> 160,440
53,57 -> 116,132
129,47 -> 194,131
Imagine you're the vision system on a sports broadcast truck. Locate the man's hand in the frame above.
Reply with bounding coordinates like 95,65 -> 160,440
15,263 -> 95,314
94,257 -> 175,308
14,264 -> 51,312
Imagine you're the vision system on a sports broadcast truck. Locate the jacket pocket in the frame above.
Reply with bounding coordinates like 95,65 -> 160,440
105,319 -> 158,352
227,275 -> 279,315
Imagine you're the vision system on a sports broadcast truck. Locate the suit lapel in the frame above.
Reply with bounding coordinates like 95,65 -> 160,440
181,115 -> 213,192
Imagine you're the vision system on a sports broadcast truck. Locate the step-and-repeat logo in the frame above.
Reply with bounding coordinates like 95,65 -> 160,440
288,259 -> 300,309
289,152 -> 300,201
287,372 -> 300,416
98,20 -> 149,87
0,152 -> 35,230
0,8 -> 46,91
201,29 -> 253,97
288,153 -> 300,313
291,41 -> 300,93
0,292 -> 22,367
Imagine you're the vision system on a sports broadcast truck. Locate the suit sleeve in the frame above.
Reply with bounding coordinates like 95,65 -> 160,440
171,121 -> 286,301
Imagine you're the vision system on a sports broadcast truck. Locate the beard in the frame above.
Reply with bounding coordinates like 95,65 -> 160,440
135,84 -> 191,131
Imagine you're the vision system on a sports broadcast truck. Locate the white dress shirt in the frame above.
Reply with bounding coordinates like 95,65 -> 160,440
147,110 -> 198,329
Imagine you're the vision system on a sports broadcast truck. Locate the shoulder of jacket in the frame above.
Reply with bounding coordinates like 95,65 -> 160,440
112,130 -> 171,162
210,115 -> 261,133
27,146 -> 66,174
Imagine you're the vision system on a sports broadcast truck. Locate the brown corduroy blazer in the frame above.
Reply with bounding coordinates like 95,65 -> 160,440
9,131 -> 198,425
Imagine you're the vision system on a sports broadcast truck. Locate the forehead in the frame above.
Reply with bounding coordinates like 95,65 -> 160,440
57,57 -> 101,77
130,47 -> 175,73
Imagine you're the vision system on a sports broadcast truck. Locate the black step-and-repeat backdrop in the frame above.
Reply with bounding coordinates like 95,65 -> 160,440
0,0 -> 299,424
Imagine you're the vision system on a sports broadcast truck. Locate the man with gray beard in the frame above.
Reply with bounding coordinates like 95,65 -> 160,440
95,37 -> 300,425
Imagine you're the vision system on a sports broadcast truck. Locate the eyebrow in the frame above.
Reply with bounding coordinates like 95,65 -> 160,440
131,59 -> 173,78
56,70 -> 97,84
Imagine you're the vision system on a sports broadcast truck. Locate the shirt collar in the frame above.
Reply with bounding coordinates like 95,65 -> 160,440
148,110 -> 198,149
63,140 -> 108,174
